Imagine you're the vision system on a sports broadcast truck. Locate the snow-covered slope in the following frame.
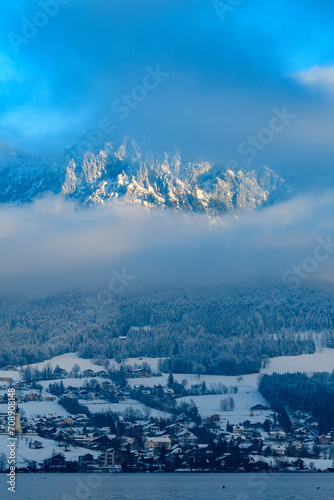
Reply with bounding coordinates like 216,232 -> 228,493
0,143 -> 65,203
0,138 -> 291,216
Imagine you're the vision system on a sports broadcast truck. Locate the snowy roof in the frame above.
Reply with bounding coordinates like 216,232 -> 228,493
177,430 -> 197,438
145,436 -> 171,443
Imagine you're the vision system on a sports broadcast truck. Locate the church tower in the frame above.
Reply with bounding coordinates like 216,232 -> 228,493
15,408 -> 22,434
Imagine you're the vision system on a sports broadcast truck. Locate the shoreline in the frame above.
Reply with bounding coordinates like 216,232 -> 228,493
0,470 -> 333,474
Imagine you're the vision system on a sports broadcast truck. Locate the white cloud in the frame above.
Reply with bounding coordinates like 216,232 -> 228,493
292,65 -> 334,88
0,193 -> 334,295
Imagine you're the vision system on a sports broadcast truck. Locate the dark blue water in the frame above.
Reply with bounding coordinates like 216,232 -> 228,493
0,473 -> 332,500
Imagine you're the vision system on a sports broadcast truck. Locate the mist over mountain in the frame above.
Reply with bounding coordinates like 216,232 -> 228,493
0,137 -> 333,297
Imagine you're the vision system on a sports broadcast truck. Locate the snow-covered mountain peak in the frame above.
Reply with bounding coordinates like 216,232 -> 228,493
0,138 -> 292,215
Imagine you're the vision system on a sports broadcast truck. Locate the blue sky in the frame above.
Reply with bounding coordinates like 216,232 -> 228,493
1,1 -> 334,294
1,0 -> 334,175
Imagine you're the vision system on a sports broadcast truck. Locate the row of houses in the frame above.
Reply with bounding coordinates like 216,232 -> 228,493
0,393 -> 56,403
1,360 -> 333,472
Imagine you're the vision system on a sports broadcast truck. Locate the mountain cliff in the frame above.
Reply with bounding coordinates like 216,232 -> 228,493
0,139 -> 291,216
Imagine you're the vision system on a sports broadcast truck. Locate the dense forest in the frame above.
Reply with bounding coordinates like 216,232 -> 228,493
259,371 -> 334,433
0,280 -> 333,375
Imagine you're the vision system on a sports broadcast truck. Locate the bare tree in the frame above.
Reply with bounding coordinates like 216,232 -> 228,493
71,363 -> 80,378
142,406 -> 152,420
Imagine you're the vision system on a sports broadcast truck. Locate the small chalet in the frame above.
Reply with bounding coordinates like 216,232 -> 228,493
133,368 -> 150,378
78,453 -> 96,467
177,430 -> 198,446
26,394 -> 40,401
319,434 -> 331,445
42,454 -> 67,471
207,414 -> 221,423
5,365 -> 17,371
144,437 -> 172,450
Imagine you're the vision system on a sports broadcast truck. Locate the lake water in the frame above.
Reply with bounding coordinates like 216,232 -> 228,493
0,473 -> 332,500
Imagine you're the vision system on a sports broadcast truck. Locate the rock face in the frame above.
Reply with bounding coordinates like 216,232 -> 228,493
0,139 -> 291,216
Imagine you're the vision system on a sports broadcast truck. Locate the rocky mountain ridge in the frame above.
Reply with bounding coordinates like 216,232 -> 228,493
0,138 -> 292,216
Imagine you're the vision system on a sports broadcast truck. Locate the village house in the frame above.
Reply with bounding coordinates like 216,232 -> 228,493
294,427 -> 309,440
270,444 -> 286,456
251,404 -> 268,411
57,418 -> 75,427
100,381 -> 112,390
144,436 -> 172,450
76,415 -> 90,425
25,393 -> 40,402
133,368 -> 150,378
176,429 -> 198,447
144,423 -> 161,434
319,434 -> 331,445
4,365 -> 17,371
98,448 -> 131,466
42,454 -> 67,471
54,368 -> 68,378
72,434 -> 94,447
78,453 -> 96,468
274,430 -> 286,441
207,414 -> 221,423
165,422 -> 185,435
292,458 -> 305,470
90,435 -> 116,451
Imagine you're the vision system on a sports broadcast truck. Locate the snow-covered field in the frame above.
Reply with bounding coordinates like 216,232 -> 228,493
24,354 -> 99,373
128,372 -> 267,424
0,435 -> 99,467
38,377 -> 107,390
178,392 -> 270,425
0,370 -> 20,382
2,348 -> 333,425
24,354 -> 165,373
262,348 -> 334,374
80,398 -> 170,418
21,347 -> 334,381
128,348 -> 334,423
0,401 -> 72,418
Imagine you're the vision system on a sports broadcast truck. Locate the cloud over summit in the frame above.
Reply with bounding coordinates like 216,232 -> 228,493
0,192 -> 333,295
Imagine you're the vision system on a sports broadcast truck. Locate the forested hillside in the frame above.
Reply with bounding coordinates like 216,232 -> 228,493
0,281 -> 333,374
259,371 -> 334,432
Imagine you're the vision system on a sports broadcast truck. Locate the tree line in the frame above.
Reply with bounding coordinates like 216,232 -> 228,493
0,281 -> 332,374
259,371 -> 334,433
